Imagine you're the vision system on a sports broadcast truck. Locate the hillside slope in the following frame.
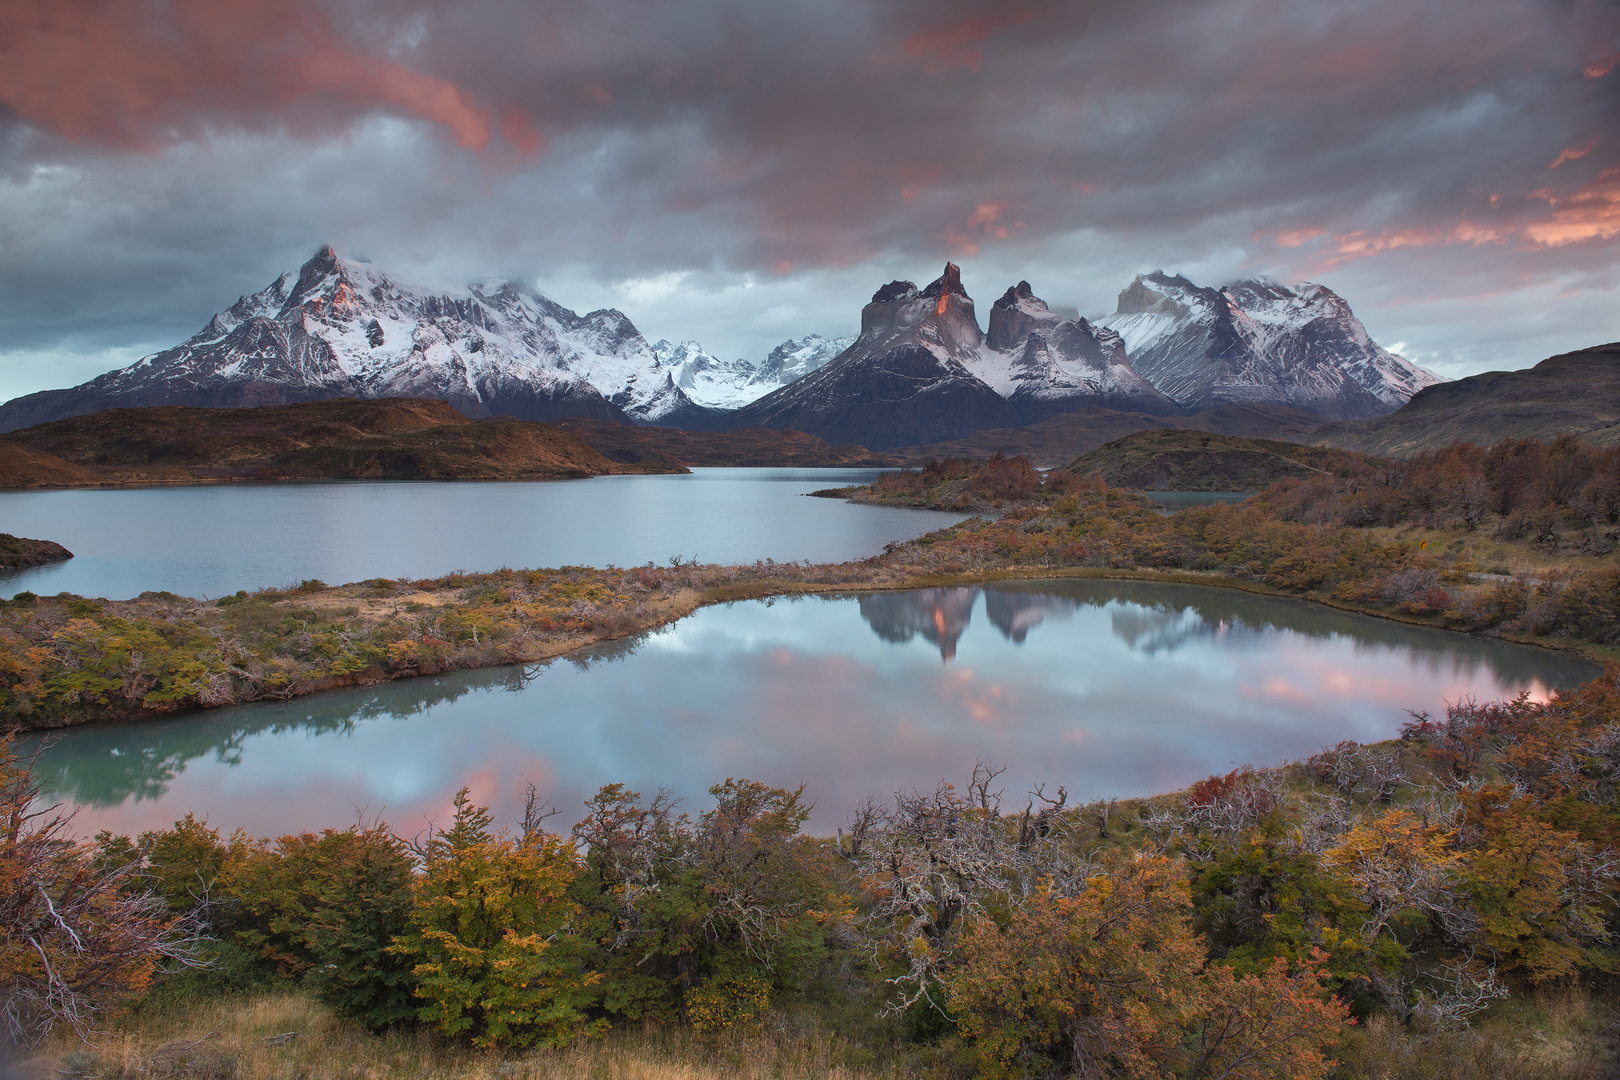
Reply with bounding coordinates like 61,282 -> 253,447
554,419 -> 899,467
0,440 -> 102,488
1,399 -> 682,483
1313,342 -> 1620,456
895,403 -> 1325,467
1062,429 -> 1331,490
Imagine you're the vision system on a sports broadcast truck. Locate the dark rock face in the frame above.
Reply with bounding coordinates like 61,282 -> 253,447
919,261 -> 969,301
725,264 -> 1020,449
987,281 -> 1055,352
871,280 -> 920,304
726,345 -> 1020,450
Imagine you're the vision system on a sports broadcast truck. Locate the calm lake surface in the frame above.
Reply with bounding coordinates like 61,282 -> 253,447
28,580 -> 1599,839
0,469 -> 966,601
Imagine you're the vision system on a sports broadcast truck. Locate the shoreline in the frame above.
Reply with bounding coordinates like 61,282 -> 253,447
8,559 -> 1610,735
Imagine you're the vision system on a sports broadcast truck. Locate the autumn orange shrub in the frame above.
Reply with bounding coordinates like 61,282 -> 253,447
946,854 -> 1349,1080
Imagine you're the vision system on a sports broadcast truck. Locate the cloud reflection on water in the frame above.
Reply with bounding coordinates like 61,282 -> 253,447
26,581 -> 1601,839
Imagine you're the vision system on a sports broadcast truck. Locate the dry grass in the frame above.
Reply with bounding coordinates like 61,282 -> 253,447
1333,988 -> 1620,1080
1365,521 -> 1620,578
10,992 -> 956,1080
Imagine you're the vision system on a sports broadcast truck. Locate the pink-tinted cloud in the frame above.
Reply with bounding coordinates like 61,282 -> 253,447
1550,139 -> 1596,168
0,0 -> 539,155
900,8 -> 1038,73
1526,169 -> 1620,245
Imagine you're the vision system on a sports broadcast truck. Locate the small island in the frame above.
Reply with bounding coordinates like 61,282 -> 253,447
0,533 -> 73,571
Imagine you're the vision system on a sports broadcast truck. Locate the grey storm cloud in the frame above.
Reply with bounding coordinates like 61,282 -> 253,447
0,0 -> 1616,399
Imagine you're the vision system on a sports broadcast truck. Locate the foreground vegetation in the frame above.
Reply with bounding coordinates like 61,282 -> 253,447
8,666 -> 1620,1077
5,436 -> 1620,731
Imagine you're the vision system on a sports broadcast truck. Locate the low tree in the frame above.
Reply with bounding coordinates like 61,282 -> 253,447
945,853 -> 1349,1080
0,740 -> 201,1050
392,788 -> 601,1048
224,823 -> 418,1028
571,778 -> 834,1022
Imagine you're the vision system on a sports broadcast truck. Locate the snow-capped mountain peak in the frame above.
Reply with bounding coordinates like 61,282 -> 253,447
1099,271 -> 1442,418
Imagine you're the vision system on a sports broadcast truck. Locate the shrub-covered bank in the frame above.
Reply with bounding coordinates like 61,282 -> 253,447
9,669 -> 1620,1077
5,441 -> 1620,732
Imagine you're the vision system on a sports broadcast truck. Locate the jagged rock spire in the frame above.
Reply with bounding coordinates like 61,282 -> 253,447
920,261 -> 969,301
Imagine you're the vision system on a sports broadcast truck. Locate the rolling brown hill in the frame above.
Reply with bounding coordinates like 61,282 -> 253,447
0,439 -> 102,488
1312,341 -> 1620,457
0,398 -> 682,484
894,403 -> 1325,467
1062,429 -> 1334,490
555,418 -> 900,468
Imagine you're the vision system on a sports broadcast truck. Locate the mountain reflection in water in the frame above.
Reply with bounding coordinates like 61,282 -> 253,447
26,581 -> 1600,838
854,581 -> 1566,686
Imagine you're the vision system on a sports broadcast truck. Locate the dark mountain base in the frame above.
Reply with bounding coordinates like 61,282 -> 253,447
724,345 -> 1022,450
555,419 -> 900,467
1062,430 -> 1331,490
1,398 -> 682,484
894,403 -> 1325,467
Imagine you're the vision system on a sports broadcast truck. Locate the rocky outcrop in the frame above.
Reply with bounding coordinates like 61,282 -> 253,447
724,266 -> 1180,448
723,266 -> 1022,449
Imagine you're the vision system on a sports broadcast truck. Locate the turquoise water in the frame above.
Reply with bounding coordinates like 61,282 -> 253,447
27,580 -> 1597,839
0,469 -> 967,600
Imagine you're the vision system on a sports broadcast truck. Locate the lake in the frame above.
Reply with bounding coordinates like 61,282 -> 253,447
27,580 -> 1598,840
0,469 -> 967,601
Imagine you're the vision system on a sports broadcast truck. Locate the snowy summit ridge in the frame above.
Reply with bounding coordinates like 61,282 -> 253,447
1099,271 -> 1442,419
727,264 -> 1178,450
0,245 -> 860,433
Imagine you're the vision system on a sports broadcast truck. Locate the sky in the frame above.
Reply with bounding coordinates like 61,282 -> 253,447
1,0 -> 1617,403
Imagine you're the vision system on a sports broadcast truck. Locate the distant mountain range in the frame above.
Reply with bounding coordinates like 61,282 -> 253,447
0,245 -> 1444,450
0,247 -> 837,434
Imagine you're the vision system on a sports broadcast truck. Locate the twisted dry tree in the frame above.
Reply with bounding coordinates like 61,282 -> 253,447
0,739 -> 204,1051
842,763 -> 1094,1012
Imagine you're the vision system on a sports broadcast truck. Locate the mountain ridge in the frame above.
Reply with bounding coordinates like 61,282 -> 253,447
1312,342 -> 1620,456
1099,271 -> 1441,419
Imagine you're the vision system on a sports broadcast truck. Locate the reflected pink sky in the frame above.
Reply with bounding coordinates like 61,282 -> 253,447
30,582 -> 1597,840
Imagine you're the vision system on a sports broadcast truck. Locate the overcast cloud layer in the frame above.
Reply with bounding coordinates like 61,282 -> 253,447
1,0 -> 1617,401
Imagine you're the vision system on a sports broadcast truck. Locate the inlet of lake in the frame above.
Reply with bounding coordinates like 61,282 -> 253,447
25,578 -> 1598,840
0,468 -> 969,601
